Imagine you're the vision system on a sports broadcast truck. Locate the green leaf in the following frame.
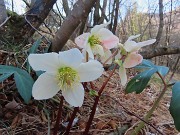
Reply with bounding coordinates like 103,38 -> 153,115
135,59 -> 154,69
0,73 -> 13,82
28,39 -> 41,54
169,82 -> 180,131
0,65 -> 34,103
89,89 -> 98,96
125,68 -> 157,94
156,66 -> 169,76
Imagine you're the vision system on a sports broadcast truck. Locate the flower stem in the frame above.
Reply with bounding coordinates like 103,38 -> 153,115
83,64 -> 118,135
131,72 -> 167,135
53,96 -> 64,135
64,107 -> 79,135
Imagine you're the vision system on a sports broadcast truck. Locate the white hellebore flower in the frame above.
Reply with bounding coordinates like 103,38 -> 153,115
75,22 -> 119,64
28,48 -> 104,107
115,34 -> 156,86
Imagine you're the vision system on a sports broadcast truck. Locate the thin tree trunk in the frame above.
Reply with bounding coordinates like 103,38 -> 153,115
51,0 -> 97,52
112,0 -> 119,34
0,0 -> 7,24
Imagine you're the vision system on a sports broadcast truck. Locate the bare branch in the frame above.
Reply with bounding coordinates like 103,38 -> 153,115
51,0 -> 97,52
141,45 -> 180,59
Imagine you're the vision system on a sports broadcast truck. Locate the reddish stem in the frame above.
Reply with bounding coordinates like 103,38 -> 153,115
64,107 -> 79,135
53,96 -> 64,135
83,64 -> 118,135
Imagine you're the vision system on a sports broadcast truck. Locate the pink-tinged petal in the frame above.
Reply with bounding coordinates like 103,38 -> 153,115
75,33 -> 90,48
32,73 -> 59,100
137,39 -> 156,48
123,52 -> 143,68
119,66 -> 127,86
96,28 -> 119,49
62,83 -> 84,107
100,49 -> 112,64
127,34 -> 141,41
91,22 -> 110,34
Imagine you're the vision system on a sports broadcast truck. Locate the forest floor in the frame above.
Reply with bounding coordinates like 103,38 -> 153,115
0,43 -> 179,135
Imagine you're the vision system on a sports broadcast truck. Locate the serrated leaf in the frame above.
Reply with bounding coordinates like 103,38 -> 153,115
125,68 -> 157,94
0,73 -> 13,82
155,66 -> 169,76
169,82 -> 180,131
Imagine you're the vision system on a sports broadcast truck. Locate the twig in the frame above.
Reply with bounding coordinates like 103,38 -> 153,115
83,64 -> 118,135
64,107 -> 79,135
0,16 -> 11,28
24,15 -> 51,44
102,94 -> 164,135
53,96 -> 64,135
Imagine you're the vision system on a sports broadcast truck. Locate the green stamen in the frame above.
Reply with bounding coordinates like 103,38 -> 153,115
88,35 -> 101,47
56,67 -> 79,89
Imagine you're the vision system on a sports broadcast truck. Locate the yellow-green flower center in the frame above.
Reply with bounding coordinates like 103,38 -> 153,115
88,35 -> 101,47
56,67 -> 79,89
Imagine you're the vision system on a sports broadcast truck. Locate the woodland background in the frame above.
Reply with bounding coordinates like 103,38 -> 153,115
0,0 -> 180,134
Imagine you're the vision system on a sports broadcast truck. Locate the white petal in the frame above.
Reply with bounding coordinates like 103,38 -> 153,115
100,49 -> 112,64
119,66 -> 127,86
32,73 -> 59,100
127,34 -> 141,41
137,39 -> 156,48
28,53 -> 59,74
75,33 -> 90,48
62,83 -> 84,107
92,44 -> 104,56
77,60 -> 104,82
86,44 -> 94,59
124,40 -> 138,52
58,48 -> 84,68
91,22 -> 110,34
97,28 -> 119,49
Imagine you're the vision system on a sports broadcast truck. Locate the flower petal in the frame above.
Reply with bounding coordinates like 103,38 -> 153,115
100,49 -> 112,64
115,51 -> 122,60
58,48 -> 84,68
32,73 -> 59,100
92,44 -> 104,56
123,52 -> 143,68
119,66 -> 127,86
28,53 -> 59,74
124,40 -> 138,52
77,60 -> 104,82
62,83 -> 84,107
127,34 -> 141,41
75,33 -> 90,48
137,39 -> 156,48
91,22 -> 110,34
86,44 -> 94,59
97,28 -> 119,49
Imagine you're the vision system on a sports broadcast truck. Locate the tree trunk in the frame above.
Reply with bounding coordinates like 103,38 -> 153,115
0,0 -> 7,24
51,0 -> 97,52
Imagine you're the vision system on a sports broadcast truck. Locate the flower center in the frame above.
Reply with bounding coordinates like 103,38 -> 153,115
56,67 -> 79,89
88,35 -> 101,47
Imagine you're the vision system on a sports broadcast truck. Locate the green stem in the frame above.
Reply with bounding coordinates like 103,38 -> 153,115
131,72 -> 167,135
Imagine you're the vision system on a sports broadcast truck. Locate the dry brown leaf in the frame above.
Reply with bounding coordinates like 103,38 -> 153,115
11,114 -> 22,128
5,99 -> 22,110
108,120 -> 117,129
96,121 -> 107,130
